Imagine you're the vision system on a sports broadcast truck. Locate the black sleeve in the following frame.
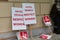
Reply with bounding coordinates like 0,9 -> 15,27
49,4 -> 57,19
49,4 -> 58,21
49,4 -> 58,25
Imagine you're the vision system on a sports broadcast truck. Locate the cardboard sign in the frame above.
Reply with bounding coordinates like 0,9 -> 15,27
22,3 -> 36,24
12,7 -> 27,30
16,31 -> 28,40
43,16 -> 52,26
39,34 -> 52,40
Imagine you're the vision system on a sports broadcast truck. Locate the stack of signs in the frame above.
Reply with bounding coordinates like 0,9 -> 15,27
12,3 -> 36,40
22,3 -> 36,25
43,16 -> 52,26
12,7 -> 27,30
12,3 -> 36,30
16,31 -> 28,40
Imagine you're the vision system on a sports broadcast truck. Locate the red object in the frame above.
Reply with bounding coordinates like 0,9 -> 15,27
43,16 -> 50,22
20,31 -> 28,40
39,34 -> 48,39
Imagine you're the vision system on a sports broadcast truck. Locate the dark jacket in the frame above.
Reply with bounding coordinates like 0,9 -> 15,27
49,4 -> 60,26
49,4 -> 60,34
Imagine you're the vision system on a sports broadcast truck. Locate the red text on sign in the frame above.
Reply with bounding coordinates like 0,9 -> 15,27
13,18 -> 24,21
15,10 -> 22,13
24,13 -> 34,16
25,6 -> 32,8
14,14 -> 23,16
13,23 -> 25,26
25,9 -> 33,11
25,18 -> 35,20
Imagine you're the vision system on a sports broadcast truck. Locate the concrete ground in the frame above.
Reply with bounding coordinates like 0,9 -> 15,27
30,34 -> 60,40
5,34 -> 60,40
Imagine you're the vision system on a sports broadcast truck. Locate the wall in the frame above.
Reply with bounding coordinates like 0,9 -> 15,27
0,0 -> 54,37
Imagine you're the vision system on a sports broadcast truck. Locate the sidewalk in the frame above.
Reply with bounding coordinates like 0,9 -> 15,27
29,34 -> 60,40
1,34 -> 60,40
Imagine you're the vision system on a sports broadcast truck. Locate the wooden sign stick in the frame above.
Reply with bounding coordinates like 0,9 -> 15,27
48,26 -> 53,40
29,25 -> 33,39
48,26 -> 53,35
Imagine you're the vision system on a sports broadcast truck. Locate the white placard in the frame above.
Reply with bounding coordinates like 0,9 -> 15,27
12,7 -> 27,30
22,3 -> 36,24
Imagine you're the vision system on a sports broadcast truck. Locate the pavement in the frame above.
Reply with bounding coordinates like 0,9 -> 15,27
29,34 -> 60,40
4,34 -> 60,40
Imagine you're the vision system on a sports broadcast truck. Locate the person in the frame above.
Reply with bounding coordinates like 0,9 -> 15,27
49,0 -> 60,34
